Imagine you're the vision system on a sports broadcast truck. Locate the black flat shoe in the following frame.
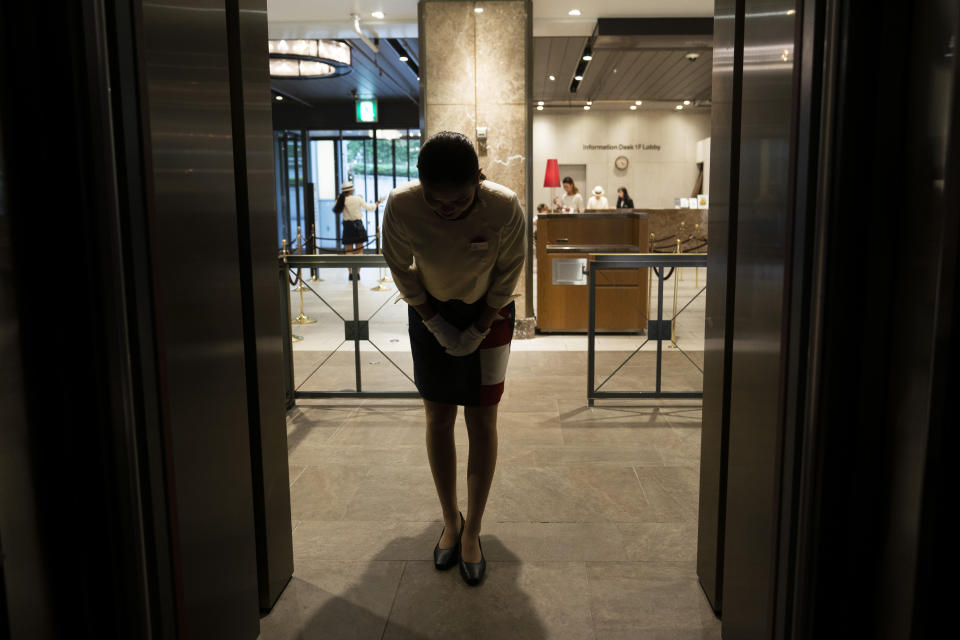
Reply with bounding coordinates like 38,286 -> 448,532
433,512 -> 464,571
459,536 -> 486,586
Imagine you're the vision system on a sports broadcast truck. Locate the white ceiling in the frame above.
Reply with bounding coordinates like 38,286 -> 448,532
267,0 -> 713,38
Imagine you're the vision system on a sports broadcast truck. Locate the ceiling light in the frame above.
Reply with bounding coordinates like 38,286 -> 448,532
537,101 -> 544,105
474,6 -> 484,13
675,104 -> 684,110
399,56 -> 409,62
683,100 -> 691,105
583,105 -> 590,110
371,11 -> 384,19
786,9 -> 796,15
635,100 -> 643,105
268,39 -> 352,78
582,54 -> 592,61
629,105 -> 637,110
574,75 -> 583,81
275,95 -> 283,101
536,105 -> 544,111
569,9 -> 581,16
548,74 -> 556,81
586,101 -> 592,105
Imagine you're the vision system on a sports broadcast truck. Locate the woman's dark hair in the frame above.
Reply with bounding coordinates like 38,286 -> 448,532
333,192 -> 346,214
618,187 -> 631,200
417,131 -> 485,184
562,176 -> 579,194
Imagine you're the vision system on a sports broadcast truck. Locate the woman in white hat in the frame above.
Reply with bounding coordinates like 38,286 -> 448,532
586,185 -> 609,210
333,180 -> 384,277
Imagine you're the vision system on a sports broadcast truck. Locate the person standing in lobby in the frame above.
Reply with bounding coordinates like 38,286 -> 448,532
586,185 -> 609,210
334,181 -> 383,278
553,175 -> 584,212
616,187 -> 634,209
382,131 -> 525,587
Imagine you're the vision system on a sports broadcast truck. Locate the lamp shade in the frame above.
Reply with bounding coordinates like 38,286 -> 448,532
543,158 -> 561,188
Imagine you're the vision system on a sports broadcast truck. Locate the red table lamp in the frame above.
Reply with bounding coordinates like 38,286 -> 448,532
544,158 -> 561,211
543,158 -> 561,187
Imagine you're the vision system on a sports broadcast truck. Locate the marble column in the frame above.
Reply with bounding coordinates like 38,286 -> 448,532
419,0 -> 535,337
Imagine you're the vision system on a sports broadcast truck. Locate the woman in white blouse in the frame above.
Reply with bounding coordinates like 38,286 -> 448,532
552,176 -> 584,212
333,181 -> 383,277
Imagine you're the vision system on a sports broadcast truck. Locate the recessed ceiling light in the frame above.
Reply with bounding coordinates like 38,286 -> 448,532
583,105 -> 590,110
371,11 -> 384,19
536,105 -> 544,111
582,54 -> 592,61
629,105 -> 637,110
574,75 -> 583,81
548,74 -> 556,81
635,100 -> 643,105
683,100 -> 691,105
275,95 -> 283,101
675,105 -> 684,110
569,9 -> 581,16
399,56 -> 409,62
537,101 -> 544,105
474,7 -> 483,13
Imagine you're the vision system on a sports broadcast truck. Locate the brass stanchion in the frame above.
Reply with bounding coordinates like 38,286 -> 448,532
694,223 -> 701,287
308,224 -> 324,282
370,225 -> 391,291
282,239 -> 305,341
291,267 -> 316,325
647,233 -> 655,328
672,237 -> 680,342
678,222 -> 685,281
291,227 -> 309,293
291,228 -> 316,325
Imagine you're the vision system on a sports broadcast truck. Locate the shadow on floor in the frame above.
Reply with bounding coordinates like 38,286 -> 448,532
260,529 -> 549,640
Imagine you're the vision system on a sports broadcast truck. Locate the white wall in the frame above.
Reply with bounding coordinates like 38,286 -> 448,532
532,111 -> 711,209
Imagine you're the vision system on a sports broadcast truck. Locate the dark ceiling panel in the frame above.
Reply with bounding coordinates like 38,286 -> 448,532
270,38 -> 419,106
533,35 -> 713,104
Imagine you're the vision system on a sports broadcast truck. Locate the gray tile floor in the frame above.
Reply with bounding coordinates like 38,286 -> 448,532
259,350 -> 719,640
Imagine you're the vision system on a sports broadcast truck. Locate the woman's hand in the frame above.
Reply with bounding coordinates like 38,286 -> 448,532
423,314 -> 459,350
445,324 -> 489,357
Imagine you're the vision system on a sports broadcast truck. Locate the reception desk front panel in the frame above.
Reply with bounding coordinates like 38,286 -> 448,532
536,212 -> 649,332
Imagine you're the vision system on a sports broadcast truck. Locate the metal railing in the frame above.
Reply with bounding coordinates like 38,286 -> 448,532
587,253 -> 708,405
280,253 -> 420,406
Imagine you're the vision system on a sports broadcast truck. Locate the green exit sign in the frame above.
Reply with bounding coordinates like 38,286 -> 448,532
355,99 -> 378,123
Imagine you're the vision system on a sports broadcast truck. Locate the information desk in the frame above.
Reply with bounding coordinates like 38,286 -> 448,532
536,212 -> 649,332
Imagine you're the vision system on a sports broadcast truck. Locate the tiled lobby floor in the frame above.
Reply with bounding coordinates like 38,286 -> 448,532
259,348 -> 719,640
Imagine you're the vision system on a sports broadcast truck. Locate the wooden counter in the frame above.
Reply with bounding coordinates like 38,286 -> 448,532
536,212 -> 649,332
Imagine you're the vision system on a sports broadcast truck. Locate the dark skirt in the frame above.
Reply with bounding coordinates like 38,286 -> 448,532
342,219 -> 367,245
408,295 -> 515,406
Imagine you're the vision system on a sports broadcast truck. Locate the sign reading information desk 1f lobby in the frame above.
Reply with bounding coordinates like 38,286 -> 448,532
582,143 -> 662,151
356,99 -> 378,123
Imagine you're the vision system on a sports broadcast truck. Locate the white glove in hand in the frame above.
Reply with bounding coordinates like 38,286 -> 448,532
423,314 -> 459,350
446,324 -> 489,357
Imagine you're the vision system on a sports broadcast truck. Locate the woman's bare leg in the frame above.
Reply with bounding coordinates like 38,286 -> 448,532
424,399 -> 460,548
461,403 -> 499,562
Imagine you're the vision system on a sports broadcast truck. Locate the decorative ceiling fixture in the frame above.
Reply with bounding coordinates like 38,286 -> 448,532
268,39 -> 352,78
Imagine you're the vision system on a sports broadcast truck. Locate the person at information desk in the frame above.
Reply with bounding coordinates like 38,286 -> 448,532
616,187 -> 634,209
586,185 -> 609,210
552,176 -> 584,212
